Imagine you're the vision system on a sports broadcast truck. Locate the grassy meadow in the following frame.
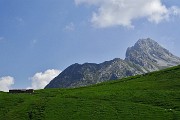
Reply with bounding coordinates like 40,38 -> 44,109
0,65 -> 180,120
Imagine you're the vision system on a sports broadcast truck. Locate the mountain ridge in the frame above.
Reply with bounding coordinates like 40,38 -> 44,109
45,38 -> 180,88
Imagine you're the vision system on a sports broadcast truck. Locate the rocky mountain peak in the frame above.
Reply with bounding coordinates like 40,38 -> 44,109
127,38 -> 162,54
135,38 -> 158,46
125,38 -> 180,72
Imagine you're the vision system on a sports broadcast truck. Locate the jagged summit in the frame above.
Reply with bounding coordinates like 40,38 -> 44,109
125,38 -> 180,72
45,38 -> 180,89
135,38 -> 158,46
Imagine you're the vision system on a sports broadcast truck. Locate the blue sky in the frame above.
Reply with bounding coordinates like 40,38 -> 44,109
0,0 -> 180,91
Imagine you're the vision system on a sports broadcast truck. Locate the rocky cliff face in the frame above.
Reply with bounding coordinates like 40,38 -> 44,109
45,38 -> 180,88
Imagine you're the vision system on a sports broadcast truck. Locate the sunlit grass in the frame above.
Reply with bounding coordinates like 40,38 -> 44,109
0,65 -> 180,120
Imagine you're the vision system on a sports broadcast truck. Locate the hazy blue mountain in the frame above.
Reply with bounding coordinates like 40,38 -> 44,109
45,38 -> 180,88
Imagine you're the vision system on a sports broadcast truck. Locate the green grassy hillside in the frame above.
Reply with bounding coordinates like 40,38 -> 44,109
0,65 -> 180,120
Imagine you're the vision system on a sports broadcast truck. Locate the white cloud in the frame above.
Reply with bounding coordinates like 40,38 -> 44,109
64,22 -> 75,31
0,76 -> 14,92
29,69 -> 61,90
169,6 -> 180,16
75,0 -> 180,28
